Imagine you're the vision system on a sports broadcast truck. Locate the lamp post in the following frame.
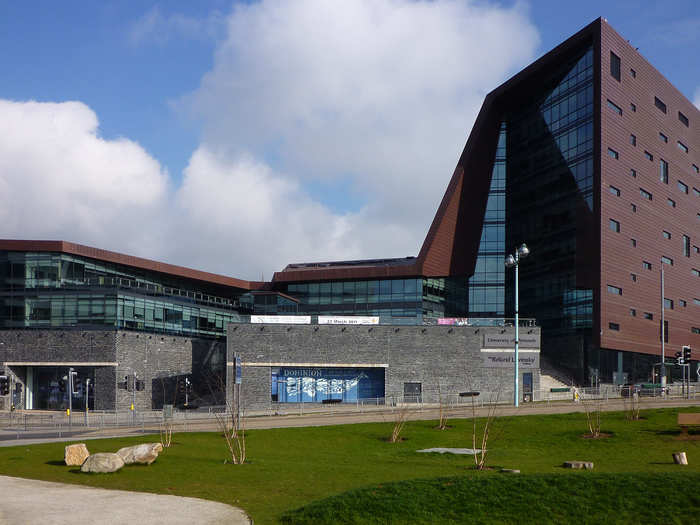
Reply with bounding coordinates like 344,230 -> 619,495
505,243 -> 530,407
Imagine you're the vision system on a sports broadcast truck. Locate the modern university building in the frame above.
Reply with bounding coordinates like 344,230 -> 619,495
1,18 -> 698,412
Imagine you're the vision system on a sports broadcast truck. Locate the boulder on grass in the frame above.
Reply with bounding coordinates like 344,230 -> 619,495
81,453 -> 125,473
116,443 -> 163,465
563,460 -> 594,470
64,443 -> 90,466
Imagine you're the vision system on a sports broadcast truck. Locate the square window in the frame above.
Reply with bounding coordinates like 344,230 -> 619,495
668,198 -> 676,207
693,327 -> 700,334
607,99 -> 623,115
644,312 -> 654,320
693,269 -> 700,277
630,203 -> 637,213
630,273 -> 637,282
630,103 -> 636,112
609,185 -> 620,196
678,141 -> 689,153
659,132 -> 668,143
662,256 -> 673,266
630,168 -> 637,178
645,150 -> 653,161
630,308 -> 636,316
609,322 -> 620,331
679,181 -> 688,194
663,230 -> 671,239
664,298 -> 674,310
679,111 -> 689,127
608,148 -> 619,159
640,188 -> 652,200
694,245 -> 700,254
609,219 -> 620,232
693,188 -> 700,197
693,164 -> 699,174
654,96 -> 667,113
643,261 -> 652,270
631,238 -> 637,247
610,52 -> 621,81
630,134 -> 636,146
680,299 -> 687,307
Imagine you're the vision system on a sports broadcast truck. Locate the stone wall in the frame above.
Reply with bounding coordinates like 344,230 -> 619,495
227,324 -> 541,410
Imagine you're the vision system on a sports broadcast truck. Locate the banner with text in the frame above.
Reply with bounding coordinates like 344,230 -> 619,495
318,316 -> 379,325
481,351 -> 540,369
482,333 -> 540,349
250,315 -> 311,324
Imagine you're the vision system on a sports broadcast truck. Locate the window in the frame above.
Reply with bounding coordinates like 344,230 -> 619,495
695,298 -> 700,306
661,256 -> 673,266
610,51 -> 621,81
643,312 -> 654,320
608,148 -> 619,159
667,198 -> 676,208
659,132 -> 668,143
607,99 -> 623,115
630,168 -> 637,178
640,188 -> 652,200
663,230 -> 671,239
684,235 -> 691,257
631,238 -> 637,247
607,285 -> 622,295
630,203 -> 637,213
645,150 -> 653,161
630,308 -> 636,316
678,141 -> 689,153
609,322 -> 620,331
693,269 -> 700,277
609,185 -> 621,196
693,327 -> 700,334
654,96 -> 667,113
630,273 -> 637,282
693,188 -> 700,197
630,134 -> 636,146
660,159 -> 669,183
679,181 -> 689,194
694,245 -> 700,254
630,102 -> 636,112
679,111 -> 689,127
630,68 -> 636,78
680,299 -> 687,307
609,219 -> 620,232
664,298 -> 674,310
693,164 -> 699,174
643,261 -> 652,270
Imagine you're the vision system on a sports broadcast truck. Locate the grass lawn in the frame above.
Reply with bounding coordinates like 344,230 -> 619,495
0,407 -> 699,524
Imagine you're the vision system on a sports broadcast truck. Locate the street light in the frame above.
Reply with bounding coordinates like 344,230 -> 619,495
505,243 -> 530,407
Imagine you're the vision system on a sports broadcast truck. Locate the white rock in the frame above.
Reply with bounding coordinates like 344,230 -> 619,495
81,453 -> 125,473
116,443 -> 162,465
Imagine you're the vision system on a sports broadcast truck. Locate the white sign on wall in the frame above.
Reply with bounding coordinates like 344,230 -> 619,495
318,316 -> 379,325
250,315 -> 311,324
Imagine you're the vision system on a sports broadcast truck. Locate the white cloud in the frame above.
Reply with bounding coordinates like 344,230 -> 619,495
0,99 -> 170,258
1,1 -> 540,280
186,0 -> 540,262
129,6 -> 225,46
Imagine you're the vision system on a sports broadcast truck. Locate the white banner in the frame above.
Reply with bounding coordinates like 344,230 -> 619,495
250,315 -> 311,324
318,316 -> 379,325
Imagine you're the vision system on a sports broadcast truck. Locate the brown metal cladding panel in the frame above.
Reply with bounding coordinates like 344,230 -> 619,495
271,262 -> 422,283
598,21 -> 700,357
0,239 -> 254,291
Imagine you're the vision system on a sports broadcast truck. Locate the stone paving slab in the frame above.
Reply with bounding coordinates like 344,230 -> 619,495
0,475 -> 251,525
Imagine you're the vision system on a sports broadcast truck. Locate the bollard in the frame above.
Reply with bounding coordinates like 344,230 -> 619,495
673,452 -> 688,465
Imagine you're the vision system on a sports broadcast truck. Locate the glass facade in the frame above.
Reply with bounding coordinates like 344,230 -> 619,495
469,122 -> 506,316
271,367 -> 385,403
0,251 -> 245,337
278,276 -> 467,324
506,44 -> 595,380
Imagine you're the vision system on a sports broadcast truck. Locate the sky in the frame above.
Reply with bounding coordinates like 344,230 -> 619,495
1,0 -> 699,281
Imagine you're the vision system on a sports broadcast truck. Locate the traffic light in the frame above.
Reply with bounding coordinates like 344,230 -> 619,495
178,379 -> 185,394
0,376 -> 9,396
683,345 -> 692,363
58,379 -> 66,393
185,377 -> 192,394
135,380 -> 145,391
72,373 -> 82,395
676,351 -> 684,365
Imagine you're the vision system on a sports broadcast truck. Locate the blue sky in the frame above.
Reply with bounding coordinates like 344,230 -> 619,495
0,1 -> 698,279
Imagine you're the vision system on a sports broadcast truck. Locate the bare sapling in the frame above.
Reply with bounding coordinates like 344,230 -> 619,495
386,395 -> 411,443
437,380 -> 449,430
214,402 -> 247,464
623,389 -> 641,421
159,420 -> 174,448
470,391 -> 500,470
580,388 -> 603,437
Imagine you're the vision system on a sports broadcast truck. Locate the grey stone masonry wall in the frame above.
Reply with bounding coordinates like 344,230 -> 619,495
0,330 -> 118,410
114,331 -> 193,412
227,324 -> 541,410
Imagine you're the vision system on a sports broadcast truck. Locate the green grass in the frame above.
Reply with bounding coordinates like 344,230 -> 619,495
0,407 -> 699,524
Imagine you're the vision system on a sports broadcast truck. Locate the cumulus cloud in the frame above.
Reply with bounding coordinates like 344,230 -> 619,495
0,99 -> 170,257
1,1 -> 540,280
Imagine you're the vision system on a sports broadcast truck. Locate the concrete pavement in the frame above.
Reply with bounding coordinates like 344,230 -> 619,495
0,475 -> 251,525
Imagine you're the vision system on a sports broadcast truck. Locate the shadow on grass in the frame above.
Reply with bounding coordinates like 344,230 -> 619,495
45,460 -> 67,466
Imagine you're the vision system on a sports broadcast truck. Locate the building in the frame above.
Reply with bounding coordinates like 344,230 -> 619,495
2,18 -> 698,411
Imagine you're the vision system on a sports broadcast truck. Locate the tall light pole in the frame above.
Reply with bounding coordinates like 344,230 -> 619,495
505,243 -> 530,407
660,267 -> 666,391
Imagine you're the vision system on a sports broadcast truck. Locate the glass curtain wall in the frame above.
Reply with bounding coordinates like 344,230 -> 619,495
469,122 -> 507,316
506,44 -> 595,381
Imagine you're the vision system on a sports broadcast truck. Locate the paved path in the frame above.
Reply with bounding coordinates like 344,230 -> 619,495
0,475 -> 251,525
